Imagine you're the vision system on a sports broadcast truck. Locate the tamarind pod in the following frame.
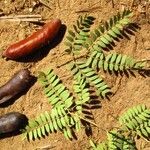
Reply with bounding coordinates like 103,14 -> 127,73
0,112 -> 28,134
2,19 -> 61,59
0,69 -> 33,104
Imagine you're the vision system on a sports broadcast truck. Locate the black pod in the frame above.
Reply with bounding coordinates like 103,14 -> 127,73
0,69 -> 34,104
0,112 -> 28,134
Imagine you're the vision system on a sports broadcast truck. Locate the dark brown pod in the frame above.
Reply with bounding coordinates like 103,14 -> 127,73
0,69 -> 34,104
2,19 -> 62,60
0,112 -> 28,134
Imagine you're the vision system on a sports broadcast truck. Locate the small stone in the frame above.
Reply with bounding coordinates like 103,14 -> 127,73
32,1 -> 37,6
29,8 -> 33,12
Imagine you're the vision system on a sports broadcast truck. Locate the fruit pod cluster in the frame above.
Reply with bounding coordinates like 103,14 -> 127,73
0,19 -> 62,137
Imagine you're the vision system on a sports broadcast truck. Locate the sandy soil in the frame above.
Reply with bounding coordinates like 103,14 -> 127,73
0,0 -> 150,150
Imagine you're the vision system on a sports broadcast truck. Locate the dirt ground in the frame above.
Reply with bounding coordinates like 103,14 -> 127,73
0,0 -> 150,150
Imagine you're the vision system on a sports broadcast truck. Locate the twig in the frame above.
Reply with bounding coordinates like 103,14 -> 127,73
131,0 -> 135,7
57,51 -> 88,68
75,6 -> 101,13
0,14 -> 43,23
111,0 -> 115,8
57,0 -> 61,9
137,59 -> 150,62
38,0 -> 52,10
57,55 -> 87,68
76,1 -> 101,13
35,145 -> 56,150
0,14 -> 41,19
0,12 -> 4,17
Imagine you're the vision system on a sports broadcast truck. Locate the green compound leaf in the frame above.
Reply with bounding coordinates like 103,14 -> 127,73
65,15 -> 95,54
94,53 -> 147,72
107,130 -> 136,150
38,69 -> 74,109
119,104 -> 150,140
22,108 -> 78,141
70,62 -> 111,98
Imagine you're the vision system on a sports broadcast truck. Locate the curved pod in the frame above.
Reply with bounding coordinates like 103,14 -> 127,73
3,19 -> 62,59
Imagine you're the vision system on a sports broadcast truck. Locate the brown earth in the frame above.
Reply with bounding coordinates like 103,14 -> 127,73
0,0 -> 150,150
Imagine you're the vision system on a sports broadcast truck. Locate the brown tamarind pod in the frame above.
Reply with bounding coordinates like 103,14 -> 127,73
0,69 -> 34,104
2,19 -> 62,59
